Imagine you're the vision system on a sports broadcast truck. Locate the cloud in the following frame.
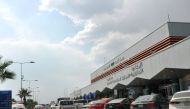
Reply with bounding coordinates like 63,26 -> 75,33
0,3 -> 32,39
39,0 -> 124,22
39,0 -> 190,66
0,1 -> 48,41
62,20 -> 97,45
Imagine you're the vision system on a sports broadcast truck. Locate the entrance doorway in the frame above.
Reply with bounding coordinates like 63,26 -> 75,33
159,83 -> 179,100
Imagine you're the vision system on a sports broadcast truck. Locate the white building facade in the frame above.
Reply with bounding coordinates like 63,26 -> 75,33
70,22 -> 190,100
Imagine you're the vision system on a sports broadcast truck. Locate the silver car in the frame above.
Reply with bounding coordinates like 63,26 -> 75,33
169,90 -> 190,109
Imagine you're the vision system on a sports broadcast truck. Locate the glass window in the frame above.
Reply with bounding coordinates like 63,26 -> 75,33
74,100 -> 88,103
60,101 -> 73,105
122,99 -> 129,104
156,96 -> 167,103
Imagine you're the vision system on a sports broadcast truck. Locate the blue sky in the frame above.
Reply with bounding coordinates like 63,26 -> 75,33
0,0 -> 83,42
0,0 -> 190,104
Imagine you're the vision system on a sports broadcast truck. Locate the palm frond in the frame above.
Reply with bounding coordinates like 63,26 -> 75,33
0,60 -> 13,69
18,88 -> 32,97
0,70 -> 16,82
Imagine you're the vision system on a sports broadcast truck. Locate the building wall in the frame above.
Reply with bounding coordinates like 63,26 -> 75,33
70,36 -> 190,98
90,22 -> 170,80
91,22 -> 190,81
168,22 -> 190,36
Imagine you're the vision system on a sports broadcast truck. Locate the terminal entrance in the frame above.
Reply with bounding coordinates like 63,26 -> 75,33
87,69 -> 190,101
159,83 -> 179,100
146,79 -> 180,100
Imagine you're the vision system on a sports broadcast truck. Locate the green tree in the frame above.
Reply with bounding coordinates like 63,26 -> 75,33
18,88 -> 32,106
26,99 -> 38,109
0,57 -> 16,82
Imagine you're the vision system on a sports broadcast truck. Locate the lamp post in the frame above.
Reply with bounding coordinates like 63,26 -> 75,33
34,90 -> 40,103
23,80 -> 38,99
31,87 -> 39,101
13,61 -> 35,91
22,79 -> 38,91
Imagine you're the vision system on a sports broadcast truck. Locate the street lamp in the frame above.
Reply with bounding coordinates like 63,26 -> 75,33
30,87 -> 39,101
34,90 -> 40,103
22,79 -> 38,91
13,61 -> 35,91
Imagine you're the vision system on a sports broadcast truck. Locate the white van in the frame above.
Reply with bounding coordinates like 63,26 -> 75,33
12,103 -> 25,109
169,90 -> 190,109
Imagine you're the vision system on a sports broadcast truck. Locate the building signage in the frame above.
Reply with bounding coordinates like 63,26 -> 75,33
107,62 -> 143,85
104,57 -> 125,71
0,90 -> 12,109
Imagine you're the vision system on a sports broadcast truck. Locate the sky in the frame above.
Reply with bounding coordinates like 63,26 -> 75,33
0,0 -> 190,104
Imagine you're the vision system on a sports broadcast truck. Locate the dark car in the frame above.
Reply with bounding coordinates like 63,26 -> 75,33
130,94 -> 168,109
105,98 -> 131,109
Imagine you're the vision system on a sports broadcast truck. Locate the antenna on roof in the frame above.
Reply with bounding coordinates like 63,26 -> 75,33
168,14 -> 171,22
104,57 -> 106,64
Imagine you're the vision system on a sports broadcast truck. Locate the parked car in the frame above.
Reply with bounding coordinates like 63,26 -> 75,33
74,99 -> 91,109
82,103 -> 91,109
88,98 -> 112,109
169,90 -> 190,109
130,94 -> 168,109
105,98 -> 131,109
35,104 -> 45,109
12,103 -> 25,109
50,104 -> 57,109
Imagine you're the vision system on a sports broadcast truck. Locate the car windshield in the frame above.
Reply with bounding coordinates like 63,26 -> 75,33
74,99 -> 89,103
108,98 -> 126,103
90,99 -> 109,104
93,100 -> 105,104
60,101 -> 73,105
134,95 -> 157,103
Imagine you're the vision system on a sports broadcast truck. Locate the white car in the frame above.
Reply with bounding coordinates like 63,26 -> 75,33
169,90 -> 190,109
50,104 -> 58,109
82,104 -> 90,109
74,99 -> 91,109
35,104 -> 44,109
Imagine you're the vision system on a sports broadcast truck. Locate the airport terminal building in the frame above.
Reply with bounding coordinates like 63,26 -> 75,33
70,22 -> 190,100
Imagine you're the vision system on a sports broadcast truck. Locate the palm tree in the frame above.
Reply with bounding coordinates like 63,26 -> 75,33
26,99 -> 38,109
18,88 -> 32,106
0,57 -> 16,82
